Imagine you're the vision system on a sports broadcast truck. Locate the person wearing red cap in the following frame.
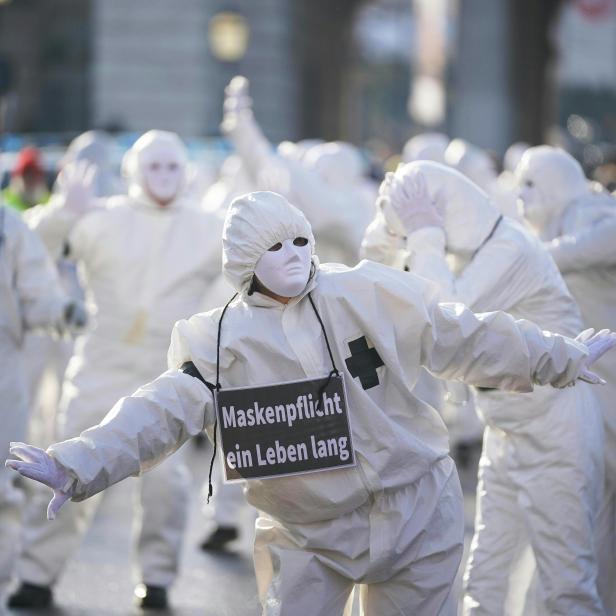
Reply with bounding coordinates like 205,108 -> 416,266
2,147 -> 50,212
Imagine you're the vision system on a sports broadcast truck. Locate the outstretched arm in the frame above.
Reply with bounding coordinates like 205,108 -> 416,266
7,367 -> 214,517
419,294 -> 615,391
351,261 -> 615,394
221,76 -> 274,184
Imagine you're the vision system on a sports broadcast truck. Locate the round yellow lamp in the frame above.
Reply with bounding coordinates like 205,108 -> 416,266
208,12 -> 249,62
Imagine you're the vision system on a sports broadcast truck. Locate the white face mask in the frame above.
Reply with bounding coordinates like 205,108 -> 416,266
254,237 -> 312,297
140,145 -> 184,205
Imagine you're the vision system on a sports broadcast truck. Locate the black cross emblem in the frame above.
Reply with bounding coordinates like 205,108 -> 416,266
345,336 -> 384,390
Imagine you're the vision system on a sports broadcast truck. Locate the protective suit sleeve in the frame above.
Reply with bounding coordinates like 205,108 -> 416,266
547,216 -> 616,273
222,108 -> 274,185
420,301 -> 587,391
347,261 -> 588,393
360,210 -> 407,268
405,225 -> 530,312
47,369 -> 214,501
23,196 -> 82,260
12,210 -> 67,328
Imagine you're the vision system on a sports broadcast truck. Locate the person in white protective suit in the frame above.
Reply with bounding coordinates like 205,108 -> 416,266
0,205 -> 85,596
517,145 -> 616,614
23,131 -> 121,450
221,76 -> 376,265
445,138 -> 521,221
8,130 -> 224,611
401,132 -> 449,164
6,191 -> 616,616
360,168 -> 483,458
362,161 -> 609,615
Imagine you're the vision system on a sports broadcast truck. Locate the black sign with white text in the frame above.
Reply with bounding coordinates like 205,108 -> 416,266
214,374 -> 355,481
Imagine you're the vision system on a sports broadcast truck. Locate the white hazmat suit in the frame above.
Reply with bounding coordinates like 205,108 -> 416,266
23,131 -> 120,450
16,131 -> 223,596
0,206 -> 74,587
221,76 -> 376,265
363,161 -> 607,615
517,145 -> 616,614
7,191 -> 613,616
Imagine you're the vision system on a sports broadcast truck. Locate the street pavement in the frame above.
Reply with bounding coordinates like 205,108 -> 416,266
3,440 -> 481,616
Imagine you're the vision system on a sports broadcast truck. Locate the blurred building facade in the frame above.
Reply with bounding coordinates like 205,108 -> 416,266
1,0 -> 616,157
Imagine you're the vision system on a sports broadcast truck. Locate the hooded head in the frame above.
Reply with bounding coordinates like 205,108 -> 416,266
121,130 -> 188,206
515,146 -> 588,234
382,161 -> 500,254
445,139 -> 497,191
402,132 -> 449,164
222,191 -> 316,295
60,131 -> 117,197
303,141 -> 364,188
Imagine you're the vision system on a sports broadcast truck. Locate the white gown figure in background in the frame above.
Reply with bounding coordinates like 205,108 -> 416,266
22,130 -> 122,449
364,161 -> 608,615
0,205 -> 84,594
445,138 -> 521,221
9,130 -> 223,611
221,75 -> 376,265
6,190 -> 616,616
497,141 -> 530,197
360,165 -> 482,453
517,145 -> 616,615
401,132 -> 449,164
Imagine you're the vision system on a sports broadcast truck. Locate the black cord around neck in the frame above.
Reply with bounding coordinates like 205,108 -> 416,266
207,292 -> 238,503
307,292 -> 340,376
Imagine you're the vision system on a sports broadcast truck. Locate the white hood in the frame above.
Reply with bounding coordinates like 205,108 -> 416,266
121,130 -> 188,208
515,146 -> 588,233
222,191 -> 316,292
402,132 -> 449,164
445,139 -> 497,192
59,130 -> 120,197
389,161 -> 501,254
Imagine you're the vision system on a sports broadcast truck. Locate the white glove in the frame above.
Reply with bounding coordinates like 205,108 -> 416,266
223,75 -> 252,113
386,169 -> 444,235
5,443 -> 73,520
221,76 -> 253,136
575,328 -> 616,384
56,160 -> 97,216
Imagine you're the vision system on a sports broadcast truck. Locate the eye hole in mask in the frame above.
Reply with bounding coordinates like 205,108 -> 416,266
267,237 -> 309,251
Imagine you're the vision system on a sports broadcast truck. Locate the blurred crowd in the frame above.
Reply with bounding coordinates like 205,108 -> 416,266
1,74 -> 616,615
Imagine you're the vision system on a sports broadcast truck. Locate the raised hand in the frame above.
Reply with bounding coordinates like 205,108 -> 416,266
5,443 -> 73,520
223,76 -> 252,114
387,169 -> 444,236
575,328 -> 616,385
56,160 -> 97,216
